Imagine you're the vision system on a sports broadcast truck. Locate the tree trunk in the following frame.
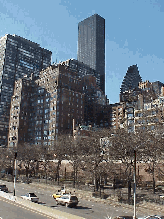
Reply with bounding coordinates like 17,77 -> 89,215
153,162 -> 155,194
113,177 -> 116,190
73,164 -> 76,188
128,180 -> 131,203
95,178 -> 99,191
75,167 -> 78,187
64,167 -> 67,181
55,160 -> 61,185
36,161 -> 39,176
93,166 -> 99,192
25,163 -> 29,178
104,175 -> 107,185
44,164 -> 47,184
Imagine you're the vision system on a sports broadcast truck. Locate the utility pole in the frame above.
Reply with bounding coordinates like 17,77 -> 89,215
13,151 -> 17,196
73,119 -> 75,139
133,150 -> 136,219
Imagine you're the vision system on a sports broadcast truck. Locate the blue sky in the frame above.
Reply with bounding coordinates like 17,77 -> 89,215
0,0 -> 164,103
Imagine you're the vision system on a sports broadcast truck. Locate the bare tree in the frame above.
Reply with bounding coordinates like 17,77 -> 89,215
53,134 -> 72,184
108,128 -> 144,202
81,129 -> 111,191
0,148 -> 14,176
17,143 -> 40,179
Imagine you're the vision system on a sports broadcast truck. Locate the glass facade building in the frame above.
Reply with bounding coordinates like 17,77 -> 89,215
0,34 -> 52,147
78,14 -> 105,93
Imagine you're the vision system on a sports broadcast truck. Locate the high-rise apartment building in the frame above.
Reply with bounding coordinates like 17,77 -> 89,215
8,63 -> 85,148
64,59 -> 101,89
120,64 -> 142,94
78,14 -> 105,93
0,34 -> 52,147
8,60 -> 112,148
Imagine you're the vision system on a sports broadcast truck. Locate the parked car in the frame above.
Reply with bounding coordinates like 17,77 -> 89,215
56,194 -> 78,207
21,193 -> 39,202
0,185 -> 8,192
142,216 -> 164,219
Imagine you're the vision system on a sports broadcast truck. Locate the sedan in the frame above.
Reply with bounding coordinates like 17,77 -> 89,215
21,193 -> 39,203
142,216 -> 164,219
56,194 -> 78,207
0,185 -> 8,192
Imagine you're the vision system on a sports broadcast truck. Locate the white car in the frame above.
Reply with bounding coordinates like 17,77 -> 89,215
21,193 -> 39,203
56,194 -> 78,207
143,216 -> 164,219
138,216 -> 164,219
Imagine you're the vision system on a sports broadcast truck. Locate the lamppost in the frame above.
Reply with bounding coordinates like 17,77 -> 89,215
133,150 -> 136,219
13,151 -> 17,196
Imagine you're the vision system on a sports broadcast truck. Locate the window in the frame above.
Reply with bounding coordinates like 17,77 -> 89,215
45,109 -> 49,113
152,111 -> 156,115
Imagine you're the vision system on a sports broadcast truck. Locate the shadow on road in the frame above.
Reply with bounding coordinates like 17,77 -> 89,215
76,206 -> 92,210
50,205 -> 58,208
50,205 -> 93,210
38,201 -> 46,205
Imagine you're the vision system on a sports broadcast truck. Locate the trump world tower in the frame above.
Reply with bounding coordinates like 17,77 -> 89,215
78,14 -> 105,93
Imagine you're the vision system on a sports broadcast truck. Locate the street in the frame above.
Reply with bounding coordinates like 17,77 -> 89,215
0,180 -> 145,219
0,197 -> 53,219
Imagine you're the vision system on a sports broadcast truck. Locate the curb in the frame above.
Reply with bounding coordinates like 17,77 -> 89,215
0,191 -> 85,219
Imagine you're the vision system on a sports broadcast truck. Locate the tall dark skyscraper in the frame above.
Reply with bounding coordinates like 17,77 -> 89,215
78,14 -> 105,93
0,34 -> 52,147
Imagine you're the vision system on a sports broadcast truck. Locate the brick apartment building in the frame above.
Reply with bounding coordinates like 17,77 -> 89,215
8,62 -> 85,148
8,60 -> 113,148
118,80 -> 164,131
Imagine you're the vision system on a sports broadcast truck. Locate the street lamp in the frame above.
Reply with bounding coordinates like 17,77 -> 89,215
133,150 -> 136,219
13,151 -> 17,196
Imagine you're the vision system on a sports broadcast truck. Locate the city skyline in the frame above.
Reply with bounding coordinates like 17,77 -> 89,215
0,0 -> 164,103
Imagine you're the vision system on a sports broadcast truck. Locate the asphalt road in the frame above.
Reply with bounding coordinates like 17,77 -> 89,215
0,180 -> 144,219
0,197 -> 53,219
